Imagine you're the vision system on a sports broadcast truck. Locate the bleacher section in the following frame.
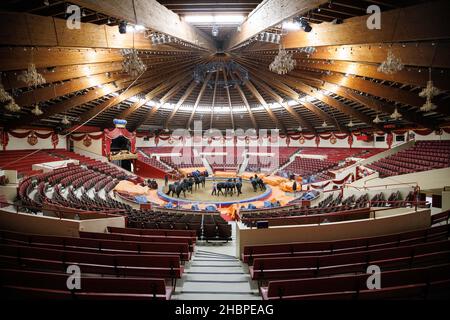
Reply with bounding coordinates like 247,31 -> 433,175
137,153 -> 172,173
367,141 -> 450,178
204,147 -> 245,172
0,150 -> 61,177
246,147 -> 300,172
0,228 -> 197,299
279,148 -> 384,181
240,191 -> 422,227
241,223 -> 450,300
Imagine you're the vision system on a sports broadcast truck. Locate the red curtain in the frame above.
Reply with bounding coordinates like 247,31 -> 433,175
70,133 -> 104,141
103,128 -> 136,155
386,132 -> 393,149
8,130 -> 53,139
412,129 -> 434,136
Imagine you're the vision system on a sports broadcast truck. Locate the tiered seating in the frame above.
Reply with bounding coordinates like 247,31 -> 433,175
17,164 -> 132,214
298,147 -> 381,163
140,147 -> 177,154
204,147 -> 245,172
240,191 -> 423,227
241,224 -> 450,300
367,141 -> 450,178
203,214 -> 232,241
48,150 -> 129,179
0,150 -> 60,177
160,155 -> 203,169
282,157 -> 336,178
0,228 -> 195,300
246,147 -> 299,172
138,154 -> 171,172
125,208 -> 230,241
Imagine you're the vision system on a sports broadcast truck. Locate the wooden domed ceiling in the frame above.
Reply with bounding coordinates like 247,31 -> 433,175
0,0 -> 449,133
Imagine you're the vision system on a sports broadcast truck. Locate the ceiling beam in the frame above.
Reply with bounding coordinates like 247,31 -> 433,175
241,77 -> 286,132
5,79 -> 131,130
186,73 -> 213,129
250,77 -> 315,133
164,81 -> 198,128
301,71 -> 450,117
15,73 -> 126,107
284,76 -> 381,130
70,0 -> 216,51
225,0 -> 327,50
282,0 -> 450,49
222,68 -> 235,130
298,100 -> 341,130
0,12 -> 161,50
229,72 -> 258,129
131,74 -> 194,130
234,56 -> 343,130
210,71 -> 219,129
293,72 -> 438,129
244,54 -> 450,90
118,63 -> 198,120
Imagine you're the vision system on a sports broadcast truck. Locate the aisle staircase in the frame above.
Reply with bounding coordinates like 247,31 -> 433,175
172,224 -> 260,300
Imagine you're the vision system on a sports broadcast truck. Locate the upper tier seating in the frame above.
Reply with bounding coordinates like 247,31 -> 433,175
204,147 -> 245,172
280,148 -> 384,181
48,150 -> 130,179
137,153 -> 171,173
246,147 -> 300,172
282,157 -> 336,178
17,165 -> 131,213
367,141 -> 450,178
0,150 -> 61,177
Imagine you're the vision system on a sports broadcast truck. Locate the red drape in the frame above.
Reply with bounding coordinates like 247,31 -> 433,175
8,130 -> 53,139
70,133 -> 104,141
103,128 -> 136,155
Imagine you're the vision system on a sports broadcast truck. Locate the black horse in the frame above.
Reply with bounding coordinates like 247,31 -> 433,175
216,180 -> 235,197
235,180 -> 242,196
194,175 -> 206,189
185,178 -> 194,193
216,182 -> 227,196
250,178 -> 258,192
257,177 -> 266,191
166,181 -> 187,198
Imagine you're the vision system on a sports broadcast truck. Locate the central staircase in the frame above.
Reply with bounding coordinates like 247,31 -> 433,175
172,244 -> 260,300
154,206 -> 258,300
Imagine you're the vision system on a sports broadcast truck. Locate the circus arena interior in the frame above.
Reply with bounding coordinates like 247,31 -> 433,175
1,0 -> 450,306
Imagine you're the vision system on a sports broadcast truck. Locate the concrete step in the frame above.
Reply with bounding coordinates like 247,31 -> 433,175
181,281 -> 255,293
172,293 -> 262,301
190,260 -> 242,267
182,273 -> 251,282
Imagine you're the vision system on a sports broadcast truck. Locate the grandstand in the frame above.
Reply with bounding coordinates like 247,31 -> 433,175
0,0 -> 449,309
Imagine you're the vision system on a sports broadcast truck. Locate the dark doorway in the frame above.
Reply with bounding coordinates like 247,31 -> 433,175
110,136 -> 130,152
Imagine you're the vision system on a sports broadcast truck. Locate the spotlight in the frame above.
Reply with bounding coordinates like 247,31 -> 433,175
118,21 -> 127,34
212,26 -> 219,37
294,17 -> 312,33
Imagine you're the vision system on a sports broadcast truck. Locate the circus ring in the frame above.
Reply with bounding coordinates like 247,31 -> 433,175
157,178 -> 272,207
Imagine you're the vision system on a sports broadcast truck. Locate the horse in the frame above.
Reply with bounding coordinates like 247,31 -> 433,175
186,177 -> 194,193
257,177 -> 266,191
194,175 -> 206,189
250,178 -> 258,192
166,181 -> 187,198
216,182 -> 227,196
235,180 -> 242,196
